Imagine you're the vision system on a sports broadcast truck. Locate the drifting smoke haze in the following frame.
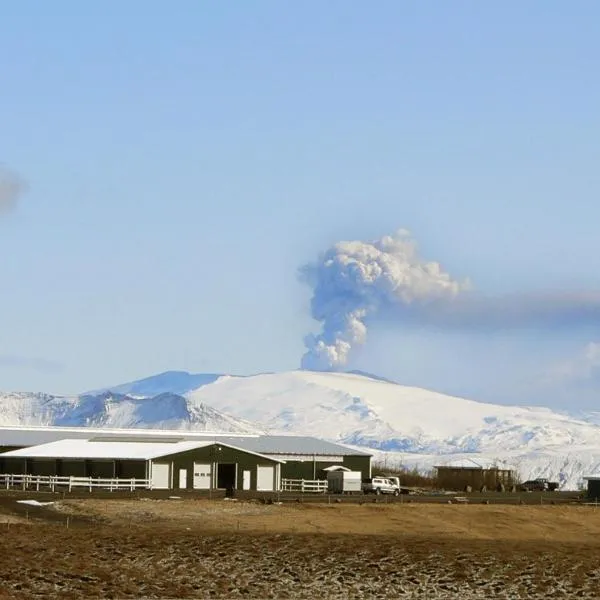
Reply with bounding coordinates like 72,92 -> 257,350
0,166 -> 25,215
301,230 -> 600,371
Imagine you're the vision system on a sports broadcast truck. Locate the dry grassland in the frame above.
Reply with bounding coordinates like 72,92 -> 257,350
50,496 -> 600,540
1,497 -> 600,598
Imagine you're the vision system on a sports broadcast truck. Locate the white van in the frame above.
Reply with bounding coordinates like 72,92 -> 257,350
361,477 -> 400,495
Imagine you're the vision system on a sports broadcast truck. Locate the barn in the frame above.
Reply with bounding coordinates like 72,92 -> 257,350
0,438 -> 283,491
0,426 -> 371,491
435,458 -> 514,491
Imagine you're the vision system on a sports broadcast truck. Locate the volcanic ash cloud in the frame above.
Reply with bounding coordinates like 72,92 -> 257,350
300,229 -> 468,370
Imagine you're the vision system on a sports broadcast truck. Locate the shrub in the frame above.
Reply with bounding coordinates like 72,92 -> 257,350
372,462 -> 437,488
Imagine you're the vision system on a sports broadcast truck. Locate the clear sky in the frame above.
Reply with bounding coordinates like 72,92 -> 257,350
1,2 -> 599,408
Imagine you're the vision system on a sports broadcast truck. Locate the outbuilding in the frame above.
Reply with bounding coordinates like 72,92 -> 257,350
0,426 -> 372,481
0,438 -> 283,492
583,476 -> 600,501
435,458 -> 514,491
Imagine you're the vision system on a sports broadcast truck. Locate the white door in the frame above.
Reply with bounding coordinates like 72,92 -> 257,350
242,470 -> 251,490
193,463 -> 211,489
151,463 -> 170,489
178,469 -> 187,489
256,465 -> 274,491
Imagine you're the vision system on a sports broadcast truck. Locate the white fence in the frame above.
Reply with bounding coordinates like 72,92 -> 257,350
0,474 -> 151,492
281,478 -> 328,493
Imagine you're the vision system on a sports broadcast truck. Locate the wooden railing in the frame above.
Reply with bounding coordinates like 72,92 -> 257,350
0,474 -> 152,492
281,478 -> 328,493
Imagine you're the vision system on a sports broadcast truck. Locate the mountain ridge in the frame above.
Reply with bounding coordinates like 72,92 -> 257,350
0,389 -> 263,434
1,369 -> 600,488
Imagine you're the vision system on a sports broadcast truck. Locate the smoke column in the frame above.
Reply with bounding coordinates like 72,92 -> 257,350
300,229 -> 468,370
0,166 -> 26,215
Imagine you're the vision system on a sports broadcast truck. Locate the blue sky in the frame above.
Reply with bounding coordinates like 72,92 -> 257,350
1,2 -> 599,407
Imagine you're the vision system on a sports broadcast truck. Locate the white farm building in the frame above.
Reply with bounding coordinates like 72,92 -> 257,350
0,426 -> 371,492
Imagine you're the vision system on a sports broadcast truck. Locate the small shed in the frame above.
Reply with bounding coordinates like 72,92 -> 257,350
435,458 -> 514,491
0,438 -> 283,492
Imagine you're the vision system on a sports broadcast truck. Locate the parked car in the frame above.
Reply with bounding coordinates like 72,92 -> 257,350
362,477 -> 400,495
519,478 -> 559,492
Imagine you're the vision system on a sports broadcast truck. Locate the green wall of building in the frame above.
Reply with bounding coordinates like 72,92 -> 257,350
153,444 -> 280,491
0,457 -> 146,479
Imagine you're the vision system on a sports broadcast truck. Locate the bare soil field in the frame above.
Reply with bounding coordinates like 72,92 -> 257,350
1,497 -> 600,598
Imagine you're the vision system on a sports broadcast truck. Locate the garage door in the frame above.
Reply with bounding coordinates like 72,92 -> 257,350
193,463 -> 211,489
256,465 -> 274,491
151,463 -> 171,489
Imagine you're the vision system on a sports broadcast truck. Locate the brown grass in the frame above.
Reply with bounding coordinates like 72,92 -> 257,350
50,497 -> 600,541
1,498 -> 600,598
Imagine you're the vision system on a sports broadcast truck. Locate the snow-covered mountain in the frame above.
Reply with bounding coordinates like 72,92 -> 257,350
3,369 -> 600,488
0,390 -> 263,434
97,369 -> 600,489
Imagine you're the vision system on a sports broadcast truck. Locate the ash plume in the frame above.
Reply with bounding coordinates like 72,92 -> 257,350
0,166 -> 26,215
300,230 -> 469,370
301,229 -> 600,371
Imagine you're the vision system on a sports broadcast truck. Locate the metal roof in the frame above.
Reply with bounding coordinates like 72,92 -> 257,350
0,425 -> 255,448
435,457 -> 512,470
213,435 -> 371,456
1,439 -> 211,460
1,438 -> 283,463
0,427 -> 370,457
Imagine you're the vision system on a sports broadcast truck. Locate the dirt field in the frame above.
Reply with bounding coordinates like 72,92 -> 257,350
1,496 -> 600,598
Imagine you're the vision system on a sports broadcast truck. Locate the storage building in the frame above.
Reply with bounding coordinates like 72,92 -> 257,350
0,426 -> 372,490
435,458 -> 514,491
0,438 -> 282,491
